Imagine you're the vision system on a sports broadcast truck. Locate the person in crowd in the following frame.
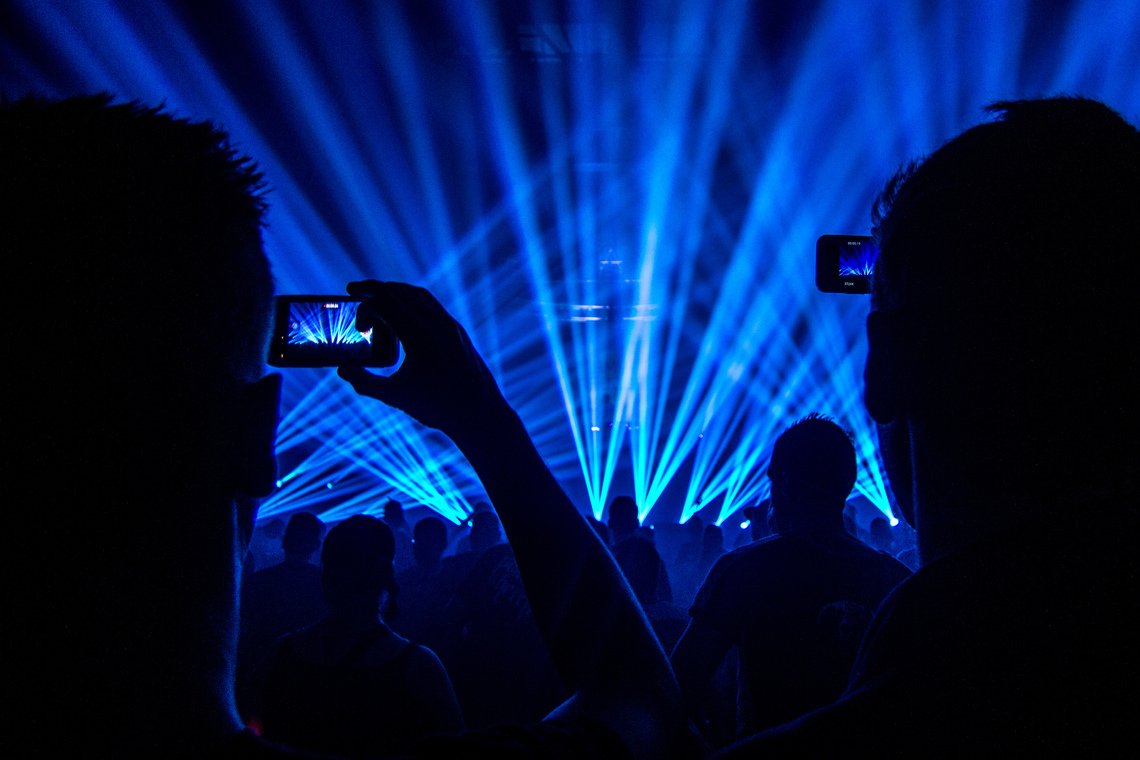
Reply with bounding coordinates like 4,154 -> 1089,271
247,517 -> 286,574
606,495 -> 640,546
5,94 -> 689,759
468,510 -> 502,553
867,517 -> 893,554
381,498 -> 415,575
612,536 -> 689,655
742,501 -> 773,543
670,516 -> 707,608
604,496 -> 675,604
697,525 -> 725,578
6,93 -> 281,757
340,282 -> 693,757
734,499 -> 770,546
411,516 -> 449,575
254,514 -> 464,757
672,414 -> 912,742
450,501 -> 495,553
392,516 -> 452,647
722,97 -> 1139,755
438,539 -> 569,729
586,515 -> 611,545
237,511 -> 329,713
440,509 -> 502,587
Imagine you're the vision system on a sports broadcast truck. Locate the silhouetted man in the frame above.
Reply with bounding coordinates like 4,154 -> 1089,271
6,94 -> 687,758
439,510 -> 502,591
613,537 -> 689,655
722,97 -> 1140,755
237,511 -> 329,713
606,495 -> 640,546
6,94 -> 280,757
381,498 -> 415,574
255,515 -> 464,757
672,414 -> 910,741
393,516 -> 454,648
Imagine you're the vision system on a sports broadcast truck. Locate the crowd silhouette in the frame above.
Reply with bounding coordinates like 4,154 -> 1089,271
6,93 -> 1136,758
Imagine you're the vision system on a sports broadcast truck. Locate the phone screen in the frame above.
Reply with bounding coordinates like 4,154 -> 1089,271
269,296 -> 398,367
816,235 -> 877,294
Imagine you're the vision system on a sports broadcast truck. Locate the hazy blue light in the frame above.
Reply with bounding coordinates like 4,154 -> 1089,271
5,0 -> 1136,527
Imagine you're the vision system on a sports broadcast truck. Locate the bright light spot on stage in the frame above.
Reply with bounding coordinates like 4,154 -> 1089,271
10,1 -> 1134,528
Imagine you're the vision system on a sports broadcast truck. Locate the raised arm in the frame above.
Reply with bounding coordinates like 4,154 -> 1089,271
337,281 -> 691,759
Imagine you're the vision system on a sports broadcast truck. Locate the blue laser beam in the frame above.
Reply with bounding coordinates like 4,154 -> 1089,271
5,0 -> 1137,529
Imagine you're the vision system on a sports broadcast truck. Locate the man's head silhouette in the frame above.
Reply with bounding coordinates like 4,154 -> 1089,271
4,94 -> 279,516
282,512 -> 325,563
767,414 -> 857,532
413,516 -> 449,570
608,496 -> 640,543
4,93 -> 279,754
864,97 -> 1139,560
469,510 -> 502,554
320,514 -> 397,615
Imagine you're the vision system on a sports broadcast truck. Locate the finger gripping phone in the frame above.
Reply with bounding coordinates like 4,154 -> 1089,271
268,296 -> 398,367
816,235 -> 878,294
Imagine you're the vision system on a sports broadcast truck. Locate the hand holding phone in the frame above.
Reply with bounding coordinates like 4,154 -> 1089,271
336,281 -> 509,436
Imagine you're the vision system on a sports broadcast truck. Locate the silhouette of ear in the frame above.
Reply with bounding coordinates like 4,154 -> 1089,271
864,310 -> 902,424
236,373 -> 281,497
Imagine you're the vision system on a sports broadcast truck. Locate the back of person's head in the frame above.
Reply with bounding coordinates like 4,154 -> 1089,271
412,516 -> 448,568
744,500 -> 773,541
768,414 -> 857,522
869,517 -> 893,553
263,518 -> 286,541
870,97 -> 1139,504
608,496 -> 640,541
282,512 -> 325,561
382,498 -> 406,529
321,515 -> 398,617
470,510 -> 502,554
612,536 -> 662,605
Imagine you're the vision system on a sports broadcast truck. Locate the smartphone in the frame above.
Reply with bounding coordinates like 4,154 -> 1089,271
268,296 -> 398,367
816,234 -> 878,294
